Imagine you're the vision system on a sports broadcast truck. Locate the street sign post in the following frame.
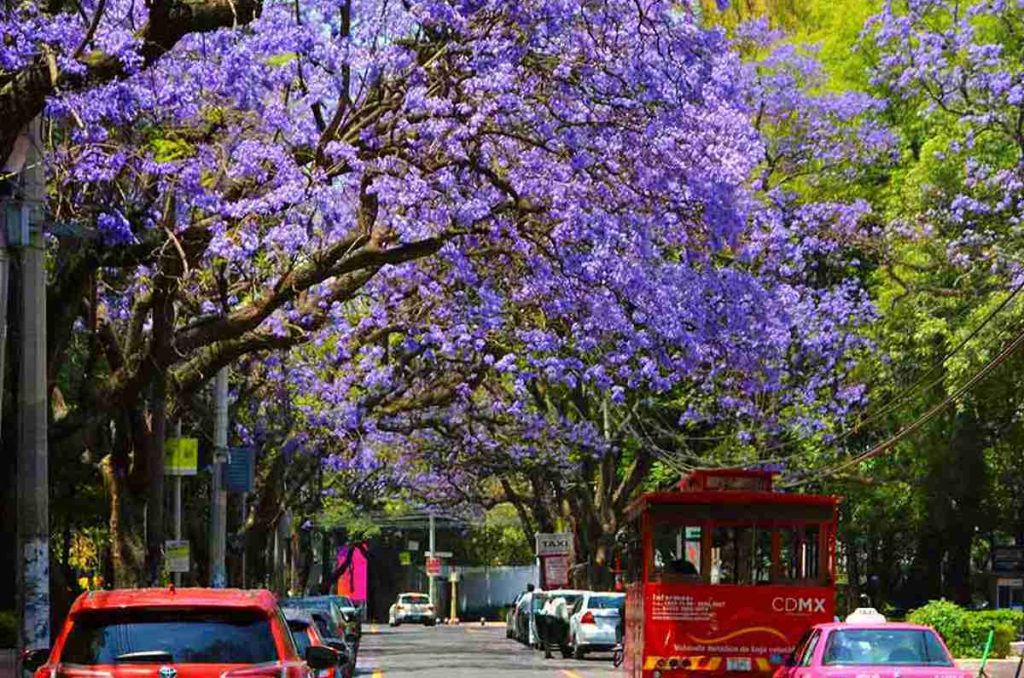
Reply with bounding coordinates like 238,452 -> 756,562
165,540 -> 190,573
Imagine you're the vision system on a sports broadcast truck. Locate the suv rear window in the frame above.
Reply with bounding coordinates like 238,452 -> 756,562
588,595 -> 624,610
61,609 -> 279,665
400,595 -> 429,605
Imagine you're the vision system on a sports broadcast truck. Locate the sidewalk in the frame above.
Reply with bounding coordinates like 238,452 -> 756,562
958,658 -> 1022,678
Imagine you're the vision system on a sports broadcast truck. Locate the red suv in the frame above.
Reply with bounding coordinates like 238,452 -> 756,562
25,588 -> 338,678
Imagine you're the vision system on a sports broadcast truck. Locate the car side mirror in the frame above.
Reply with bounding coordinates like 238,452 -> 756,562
22,649 -> 50,672
305,645 -> 339,670
784,653 -> 796,667
324,639 -> 349,661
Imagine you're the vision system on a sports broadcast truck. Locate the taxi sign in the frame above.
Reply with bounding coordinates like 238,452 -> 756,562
845,607 -> 886,624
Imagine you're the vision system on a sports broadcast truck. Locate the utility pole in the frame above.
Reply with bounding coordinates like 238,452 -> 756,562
428,513 -> 436,605
210,367 -> 228,587
13,118 -> 49,653
173,420 -> 182,586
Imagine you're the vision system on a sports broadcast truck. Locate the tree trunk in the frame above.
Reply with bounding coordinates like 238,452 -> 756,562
101,455 -> 147,587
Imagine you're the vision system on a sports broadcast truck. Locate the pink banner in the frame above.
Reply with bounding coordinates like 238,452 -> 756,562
336,545 -> 367,603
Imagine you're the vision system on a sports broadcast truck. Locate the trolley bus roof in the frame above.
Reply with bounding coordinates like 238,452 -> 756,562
625,489 -> 838,521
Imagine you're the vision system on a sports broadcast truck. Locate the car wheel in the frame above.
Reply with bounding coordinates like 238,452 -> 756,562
572,635 -> 585,660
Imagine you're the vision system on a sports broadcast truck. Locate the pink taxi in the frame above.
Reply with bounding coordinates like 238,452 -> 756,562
773,621 -> 972,678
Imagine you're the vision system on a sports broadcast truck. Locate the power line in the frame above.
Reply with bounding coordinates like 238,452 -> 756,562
781,321 -> 1024,489
709,278 -> 1024,469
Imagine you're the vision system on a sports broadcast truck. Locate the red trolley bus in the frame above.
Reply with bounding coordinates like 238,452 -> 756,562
621,469 -> 837,678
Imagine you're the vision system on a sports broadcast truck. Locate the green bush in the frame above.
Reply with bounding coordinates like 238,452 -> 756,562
908,600 -> 1021,658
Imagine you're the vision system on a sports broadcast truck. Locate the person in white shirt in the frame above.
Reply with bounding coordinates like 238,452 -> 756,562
539,595 -> 569,659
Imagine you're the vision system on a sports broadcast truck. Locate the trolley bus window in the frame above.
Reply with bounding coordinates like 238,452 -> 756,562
651,523 -> 702,581
779,525 -> 822,583
711,527 -> 772,585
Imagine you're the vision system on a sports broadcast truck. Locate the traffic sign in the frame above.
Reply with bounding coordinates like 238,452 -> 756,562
542,555 -> 569,588
225,446 -> 255,493
426,557 -> 442,576
399,552 -> 411,566
536,532 -> 572,557
165,438 -> 198,476
425,551 -> 453,558
165,540 -> 190,573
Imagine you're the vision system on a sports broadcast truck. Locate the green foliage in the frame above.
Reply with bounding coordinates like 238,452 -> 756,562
908,600 -> 1021,658
265,52 -> 298,67
457,505 -> 534,566
149,137 -> 194,163
0,610 -> 15,647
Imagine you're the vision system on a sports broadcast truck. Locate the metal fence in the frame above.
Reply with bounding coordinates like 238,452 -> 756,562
453,565 -> 537,620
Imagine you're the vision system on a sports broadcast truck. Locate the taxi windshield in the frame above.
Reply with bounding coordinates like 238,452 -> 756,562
822,629 -> 954,667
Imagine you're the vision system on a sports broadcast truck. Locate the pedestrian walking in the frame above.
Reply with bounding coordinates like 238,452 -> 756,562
539,594 -> 569,659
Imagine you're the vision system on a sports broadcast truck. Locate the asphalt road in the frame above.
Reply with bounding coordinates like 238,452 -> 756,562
355,622 -> 621,678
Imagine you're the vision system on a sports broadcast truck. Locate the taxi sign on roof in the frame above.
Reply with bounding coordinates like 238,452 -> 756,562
845,607 -> 886,624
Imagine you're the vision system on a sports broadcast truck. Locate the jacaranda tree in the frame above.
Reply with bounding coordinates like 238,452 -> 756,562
4,0 -> 881,586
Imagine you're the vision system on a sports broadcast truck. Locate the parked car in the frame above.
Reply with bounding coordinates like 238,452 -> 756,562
773,620 -> 971,678
567,591 -> 625,658
516,589 -> 586,650
286,596 -> 361,647
388,592 -> 437,626
24,588 -> 338,678
304,608 -> 357,664
514,591 -> 534,645
283,608 -> 353,678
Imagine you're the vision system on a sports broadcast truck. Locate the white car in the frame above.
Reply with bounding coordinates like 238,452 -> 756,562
388,592 -> 437,626
567,591 -> 625,658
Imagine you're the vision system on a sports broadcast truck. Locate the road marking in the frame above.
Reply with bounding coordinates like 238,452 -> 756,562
369,623 -> 378,634
560,670 -> 585,678
371,670 -> 385,678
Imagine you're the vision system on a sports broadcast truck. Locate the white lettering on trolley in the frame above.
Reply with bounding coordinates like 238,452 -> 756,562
771,597 -> 826,614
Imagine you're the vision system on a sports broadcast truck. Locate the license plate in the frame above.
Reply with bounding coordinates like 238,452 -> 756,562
727,658 -> 752,671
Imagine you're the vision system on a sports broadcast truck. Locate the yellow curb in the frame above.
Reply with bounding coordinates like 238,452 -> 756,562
371,671 -> 385,678
560,671 -> 585,678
